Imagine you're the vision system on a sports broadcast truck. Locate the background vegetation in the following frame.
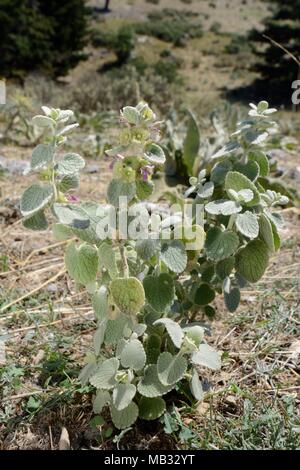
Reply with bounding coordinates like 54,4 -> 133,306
0,0 -> 299,451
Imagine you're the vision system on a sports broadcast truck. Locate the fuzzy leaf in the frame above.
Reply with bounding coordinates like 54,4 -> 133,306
58,174 -> 80,192
183,325 -> 204,347
65,242 -> 99,285
120,339 -> 146,371
93,390 -> 110,413
235,211 -> 259,239
190,370 -> 203,401
194,283 -> 215,305
110,277 -> 145,316
112,383 -> 136,411
205,199 -> 241,216
92,286 -> 108,321
144,143 -> 165,165
143,274 -> 175,312
99,242 -> 118,279
139,397 -> 166,421
191,343 -> 221,370
20,184 -> 53,217
137,365 -> 173,398
93,321 -> 106,355
224,287 -> 240,312
104,315 -> 129,346
216,257 -> 235,280
211,141 -> 241,159
225,171 -> 260,206
22,210 -> 48,231
111,402 -> 139,430
56,153 -> 85,175
136,238 -> 160,260
31,144 -> 54,170
183,110 -> 200,175
122,106 -> 140,125
205,227 -> 239,261
154,318 -> 184,349
236,239 -> 269,283
107,179 -> 136,207
32,115 -> 56,128
259,213 -> 275,252
248,151 -> 269,177
90,358 -> 119,389
161,240 -> 187,274
157,352 -> 187,386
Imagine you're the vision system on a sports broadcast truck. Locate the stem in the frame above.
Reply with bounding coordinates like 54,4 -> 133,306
119,243 -> 129,278
227,214 -> 236,230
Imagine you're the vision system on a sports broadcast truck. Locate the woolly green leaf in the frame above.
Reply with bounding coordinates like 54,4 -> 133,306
144,143 -> 166,165
248,150 -> 269,177
58,174 -> 80,192
90,358 -> 119,389
191,343 -> 221,370
52,223 -> 72,241
110,277 -> 145,315
78,363 -> 97,385
194,283 -> 215,306
211,160 -> 232,185
146,334 -> 162,364
122,106 -> 140,125
65,242 -> 99,285
259,213 -> 275,252
139,397 -> 166,421
52,203 -> 89,227
31,144 -> 54,170
190,370 -> 203,401
20,184 -> 53,217
111,402 -> 139,430
161,240 -> 187,274
112,383 -> 136,411
205,199 -> 241,216
211,141 -> 241,159
157,352 -> 187,386
143,274 -> 175,312
93,390 -> 110,413
205,227 -> 239,261
92,286 -> 108,321
107,179 -> 136,207
225,171 -> 260,206
183,110 -> 200,175
233,161 -> 260,181
137,365 -> 173,398
136,238 -> 160,260
32,115 -> 56,128
154,318 -> 184,348
104,315 -> 129,346
120,339 -> 146,371
183,325 -> 204,347
236,239 -> 269,283
22,210 -> 48,231
216,257 -> 235,280
224,287 -> 240,312
99,242 -> 118,279
56,153 -> 84,176
93,320 -> 106,355
235,211 -> 259,239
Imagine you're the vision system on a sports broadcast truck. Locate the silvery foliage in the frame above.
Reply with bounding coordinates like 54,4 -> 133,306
20,100 -> 286,430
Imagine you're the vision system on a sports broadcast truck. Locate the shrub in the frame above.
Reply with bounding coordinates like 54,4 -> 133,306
0,0 -> 88,79
19,100 -> 288,430
134,9 -> 202,46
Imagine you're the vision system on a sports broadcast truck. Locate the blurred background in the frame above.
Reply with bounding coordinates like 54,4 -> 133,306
0,0 -> 299,152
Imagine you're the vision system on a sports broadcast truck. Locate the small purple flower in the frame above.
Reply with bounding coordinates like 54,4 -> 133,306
140,165 -> 154,181
66,194 -> 79,202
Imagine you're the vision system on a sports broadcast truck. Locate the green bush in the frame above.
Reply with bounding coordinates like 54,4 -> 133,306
0,0 -> 88,79
134,9 -> 202,46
